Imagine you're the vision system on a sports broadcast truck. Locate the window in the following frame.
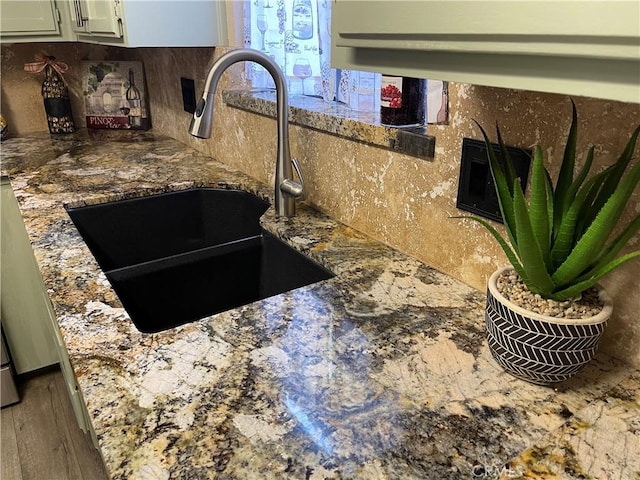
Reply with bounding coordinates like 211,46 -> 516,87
244,0 -> 448,123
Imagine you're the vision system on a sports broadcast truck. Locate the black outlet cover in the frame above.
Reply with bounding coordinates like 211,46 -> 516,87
181,77 -> 196,114
456,138 -> 531,223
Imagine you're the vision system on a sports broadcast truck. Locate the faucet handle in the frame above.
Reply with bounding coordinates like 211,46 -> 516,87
280,157 -> 305,200
291,157 -> 305,199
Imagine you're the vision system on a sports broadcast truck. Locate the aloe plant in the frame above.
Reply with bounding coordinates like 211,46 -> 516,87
465,102 -> 640,301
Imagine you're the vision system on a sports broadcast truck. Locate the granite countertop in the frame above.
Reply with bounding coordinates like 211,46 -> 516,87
2,130 -> 638,480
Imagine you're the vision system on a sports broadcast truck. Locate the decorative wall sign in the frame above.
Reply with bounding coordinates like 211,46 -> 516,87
81,61 -> 150,130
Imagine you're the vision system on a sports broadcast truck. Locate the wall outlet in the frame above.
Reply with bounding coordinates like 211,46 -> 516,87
180,77 -> 196,114
456,138 -> 531,223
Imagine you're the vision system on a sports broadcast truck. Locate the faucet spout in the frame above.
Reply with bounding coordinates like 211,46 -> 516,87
189,48 -> 303,217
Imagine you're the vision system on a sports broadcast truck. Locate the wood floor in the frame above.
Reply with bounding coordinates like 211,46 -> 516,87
1,368 -> 110,480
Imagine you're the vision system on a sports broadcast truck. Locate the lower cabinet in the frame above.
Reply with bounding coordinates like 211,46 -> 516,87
1,177 -> 98,447
0,178 -> 59,374
42,290 -> 99,448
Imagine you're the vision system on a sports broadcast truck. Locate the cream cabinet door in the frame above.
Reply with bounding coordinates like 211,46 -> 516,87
0,0 -> 59,35
69,0 -> 227,47
0,178 -> 59,375
70,0 -> 122,38
331,0 -> 640,103
119,0 -> 227,47
0,0 -> 75,41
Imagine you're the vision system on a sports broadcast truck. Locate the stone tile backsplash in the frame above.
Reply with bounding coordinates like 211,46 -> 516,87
1,42 -> 639,367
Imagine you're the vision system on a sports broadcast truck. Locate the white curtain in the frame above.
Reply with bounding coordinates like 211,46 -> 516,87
245,0 -> 329,97
244,0 -> 448,122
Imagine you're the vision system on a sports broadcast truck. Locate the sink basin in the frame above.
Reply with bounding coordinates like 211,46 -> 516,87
67,188 -> 270,271
67,188 -> 333,333
106,231 -> 332,332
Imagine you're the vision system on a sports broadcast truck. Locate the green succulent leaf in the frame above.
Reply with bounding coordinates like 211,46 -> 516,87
574,163 -> 617,239
552,158 -> 640,288
512,179 -> 556,296
551,250 -> 640,301
529,145 -> 552,269
473,120 -> 518,246
553,100 -> 578,233
564,145 -> 594,220
496,123 -> 518,195
582,125 -> 640,229
574,213 -> 640,284
544,168 -> 555,243
550,165 -> 611,269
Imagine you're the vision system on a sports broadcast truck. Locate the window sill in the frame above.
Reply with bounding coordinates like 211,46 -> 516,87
222,90 -> 435,160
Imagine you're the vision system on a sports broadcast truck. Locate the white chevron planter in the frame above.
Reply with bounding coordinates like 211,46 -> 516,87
485,267 -> 613,385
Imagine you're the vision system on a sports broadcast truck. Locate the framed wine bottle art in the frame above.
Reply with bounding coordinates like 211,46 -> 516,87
81,61 -> 150,130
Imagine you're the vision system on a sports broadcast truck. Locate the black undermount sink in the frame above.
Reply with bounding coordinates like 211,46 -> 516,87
66,188 -> 333,333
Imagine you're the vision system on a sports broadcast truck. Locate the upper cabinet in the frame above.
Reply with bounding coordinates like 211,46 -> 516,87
69,0 -> 122,40
70,0 -> 228,47
0,0 -> 76,42
1,0 -> 228,47
331,1 -> 640,103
